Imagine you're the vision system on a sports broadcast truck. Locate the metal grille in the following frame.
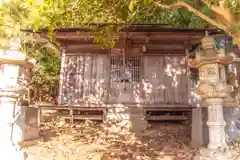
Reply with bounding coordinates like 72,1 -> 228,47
110,56 -> 140,83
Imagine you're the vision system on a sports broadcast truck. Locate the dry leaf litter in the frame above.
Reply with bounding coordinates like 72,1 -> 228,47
27,115 -> 200,160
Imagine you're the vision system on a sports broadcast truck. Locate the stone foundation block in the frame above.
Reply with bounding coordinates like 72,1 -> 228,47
106,106 -> 147,134
194,148 -> 233,160
23,107 -> 39,142
129,117 -> 148,133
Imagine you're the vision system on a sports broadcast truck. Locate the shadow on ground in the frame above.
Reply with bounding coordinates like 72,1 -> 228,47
29,115 -> 198,160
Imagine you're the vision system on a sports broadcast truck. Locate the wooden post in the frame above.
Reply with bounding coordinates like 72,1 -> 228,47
38,106 -> 42,127
106,51 -> 111,104
70,109 -> 74,124
58,46 -> 66,105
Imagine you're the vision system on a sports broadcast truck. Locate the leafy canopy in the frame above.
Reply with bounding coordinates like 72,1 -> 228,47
0,0 -> 213,37
0,0 -> 239,46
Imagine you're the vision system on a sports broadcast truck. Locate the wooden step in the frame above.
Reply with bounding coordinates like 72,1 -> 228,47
146,115 -> 188,121
60,115 -> 103,120
39,106 -> 106,124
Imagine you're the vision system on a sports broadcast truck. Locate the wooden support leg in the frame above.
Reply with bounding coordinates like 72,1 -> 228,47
38,107 -> 42,127
70,109 -> 74,124
102,108 -> 107,123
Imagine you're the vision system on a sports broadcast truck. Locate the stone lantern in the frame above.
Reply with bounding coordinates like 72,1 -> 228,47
0,39 -> 35,160
190,33 -> 235,159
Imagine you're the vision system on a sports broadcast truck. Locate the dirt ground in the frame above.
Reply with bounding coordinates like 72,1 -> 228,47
27,117 -> 198,160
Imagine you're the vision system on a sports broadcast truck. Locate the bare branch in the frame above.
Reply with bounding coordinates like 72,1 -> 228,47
153,1 -> 229,32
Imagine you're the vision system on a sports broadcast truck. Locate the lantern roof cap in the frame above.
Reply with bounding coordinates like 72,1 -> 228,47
0,49 -> 26,61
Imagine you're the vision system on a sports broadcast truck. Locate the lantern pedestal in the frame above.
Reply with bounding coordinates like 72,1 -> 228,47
0,99 -> 26,160
194,83 -> 233,160
195,148 -> 233,160
0,39 -> 35,160
194,99 -> 232,160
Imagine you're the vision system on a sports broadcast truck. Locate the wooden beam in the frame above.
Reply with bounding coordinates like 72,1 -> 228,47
66,48 -> 109,54
65,43 -> 107,53
132,39 -> 185,45
65,43 -> 185,54
145,108 -> 192,111
131,47 -> 185,55
57,38 -> 200,50
54,31 -> 205,42
56,38 -> 94,45
146,115 -> 188,121
65,50 -> 185,55
66,44 -> 103,50
126,32 -> 205,41
142,52 -> 186,55
55,32 -> 92,38
132,44 -> 185,50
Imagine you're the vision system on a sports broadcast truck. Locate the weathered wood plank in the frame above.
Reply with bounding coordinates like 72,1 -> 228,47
58,47 -> 66,104
146,115 -> 188,121
143,55 -> 188,105
59,53 -> 190,106
47,114 -> 103,121
38,103 -> 192,108
65,44 -> 185,51
56,38 -> 199,47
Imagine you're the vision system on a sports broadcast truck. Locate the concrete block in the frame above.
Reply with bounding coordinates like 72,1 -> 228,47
106,106 -> 147,133
23,107 -> 39,142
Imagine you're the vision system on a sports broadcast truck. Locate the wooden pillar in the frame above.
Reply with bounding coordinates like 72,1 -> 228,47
191,108 -> 204,148
70,109 -> 74,124
186,47 -> 204,148
58,46 -> 66,105
106,52 -> 111,104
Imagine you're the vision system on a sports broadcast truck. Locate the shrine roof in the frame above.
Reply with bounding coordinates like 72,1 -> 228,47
23,23 -> 223,35
22,24 -> 239,55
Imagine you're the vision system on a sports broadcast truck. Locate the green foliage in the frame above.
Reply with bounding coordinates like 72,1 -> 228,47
0,0 -> 212,39
134,7 -> 209,28
0,0 -> 239,39
22,41 -> 60,102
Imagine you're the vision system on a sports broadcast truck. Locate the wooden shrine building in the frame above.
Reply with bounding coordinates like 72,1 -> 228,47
33,24 -> 240,146
50,25 -> 225,106
35,24 -> 227,119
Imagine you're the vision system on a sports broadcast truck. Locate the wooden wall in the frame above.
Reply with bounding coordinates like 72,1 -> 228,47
55,30 -> 211,107
143,55 -> 188,104
60,54 -> 109,104
59,52 -> 191,106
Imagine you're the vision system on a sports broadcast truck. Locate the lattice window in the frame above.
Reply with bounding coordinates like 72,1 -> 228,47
110,56 -> 140,82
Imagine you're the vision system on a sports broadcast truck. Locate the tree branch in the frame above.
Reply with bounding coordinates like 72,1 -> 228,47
153,1 -> 229,32
201,0 -> 232,25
